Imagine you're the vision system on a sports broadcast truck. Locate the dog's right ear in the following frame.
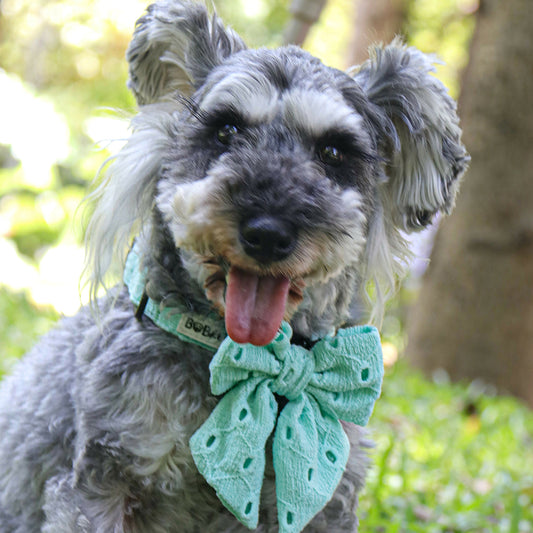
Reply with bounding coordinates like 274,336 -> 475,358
127,0 -> 247,105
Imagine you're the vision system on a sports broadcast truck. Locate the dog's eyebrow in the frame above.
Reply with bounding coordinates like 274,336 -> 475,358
198,76 -> 371,151
283,89 -> 368,143
199,73 -> 279,124
192,103 -> 246,129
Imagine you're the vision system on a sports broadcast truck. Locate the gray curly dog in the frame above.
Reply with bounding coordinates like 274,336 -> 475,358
0,1 -> 468,531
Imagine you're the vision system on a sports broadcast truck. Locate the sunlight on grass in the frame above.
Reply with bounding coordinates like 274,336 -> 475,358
360,361 -> 533,532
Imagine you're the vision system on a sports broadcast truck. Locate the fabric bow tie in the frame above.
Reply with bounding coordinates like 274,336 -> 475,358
190,321 -> 383,533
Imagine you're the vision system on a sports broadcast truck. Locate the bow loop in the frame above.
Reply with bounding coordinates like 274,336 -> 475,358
308,325 -> 384,424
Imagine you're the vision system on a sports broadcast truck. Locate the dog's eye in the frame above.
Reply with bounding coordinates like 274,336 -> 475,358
216,124 -> 238,145
318,145 -> 344,166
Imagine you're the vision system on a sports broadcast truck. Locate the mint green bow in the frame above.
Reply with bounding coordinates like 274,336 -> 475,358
189,321 -> 383,533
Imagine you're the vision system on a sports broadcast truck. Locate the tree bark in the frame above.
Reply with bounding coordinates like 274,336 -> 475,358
283,0 -> 327,46
406,0 -> 533,406
347,0 -> 406,65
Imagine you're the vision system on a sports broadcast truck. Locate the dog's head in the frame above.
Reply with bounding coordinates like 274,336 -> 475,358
86,0 -> 468,345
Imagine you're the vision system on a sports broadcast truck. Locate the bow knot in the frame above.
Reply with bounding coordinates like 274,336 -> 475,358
190,321 -> 383,533
270,330 -> 314,400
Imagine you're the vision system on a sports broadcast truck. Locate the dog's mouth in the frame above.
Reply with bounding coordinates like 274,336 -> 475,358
203,260 -> 304,346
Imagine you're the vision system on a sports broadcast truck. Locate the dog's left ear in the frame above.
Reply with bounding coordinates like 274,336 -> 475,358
126,1 -> 247,105
353,40 -> 469,231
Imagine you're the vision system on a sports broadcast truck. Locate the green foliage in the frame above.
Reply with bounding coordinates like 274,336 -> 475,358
305,0 -> 356,68
216,0 -> 290,47
0,287 -> 58,376
360,361 -> 533,532
0,0 -> 137,268
406,0 -> 477,98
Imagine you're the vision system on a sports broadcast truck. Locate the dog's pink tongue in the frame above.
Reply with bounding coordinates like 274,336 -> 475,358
225,266 -> 290,346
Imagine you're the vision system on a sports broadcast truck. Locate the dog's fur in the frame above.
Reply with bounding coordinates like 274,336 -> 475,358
0,2 -> 468,531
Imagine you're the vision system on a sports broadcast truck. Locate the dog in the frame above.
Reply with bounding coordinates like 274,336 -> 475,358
0,1 -> 468,531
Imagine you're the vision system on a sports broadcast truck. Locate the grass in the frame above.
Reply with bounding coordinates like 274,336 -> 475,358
1,289 -> 532,532
359,361 -> 533,533
0,287 -> 58,376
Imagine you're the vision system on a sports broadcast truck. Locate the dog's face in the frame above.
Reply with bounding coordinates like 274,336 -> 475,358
86,1 -> 468,345
156,47 -> 380,344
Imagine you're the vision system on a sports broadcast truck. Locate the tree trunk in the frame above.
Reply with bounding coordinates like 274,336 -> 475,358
406,0 -> 533,407
283,0 -> 327,46
347,0 -> 406,65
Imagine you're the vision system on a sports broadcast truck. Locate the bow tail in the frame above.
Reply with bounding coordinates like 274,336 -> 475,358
273,395 -> 350,533
190,378 -> 278,529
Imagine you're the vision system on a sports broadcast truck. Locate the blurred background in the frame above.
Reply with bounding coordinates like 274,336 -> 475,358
1,0 -> 532,530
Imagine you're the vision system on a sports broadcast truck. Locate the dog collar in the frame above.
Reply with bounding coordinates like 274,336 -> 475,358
123,244 -> 226,350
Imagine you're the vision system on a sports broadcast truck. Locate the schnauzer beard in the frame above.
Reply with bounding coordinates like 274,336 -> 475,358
157,159 -> 367,345
158,173 -> 366,281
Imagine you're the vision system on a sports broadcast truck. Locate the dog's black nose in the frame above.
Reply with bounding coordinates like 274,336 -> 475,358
239,216 -> 296,263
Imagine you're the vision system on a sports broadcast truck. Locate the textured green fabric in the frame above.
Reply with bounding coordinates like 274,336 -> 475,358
190,321 -> 383,532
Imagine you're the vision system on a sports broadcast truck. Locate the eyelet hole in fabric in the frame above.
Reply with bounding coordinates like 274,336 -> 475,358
245,502 -> 253,515
308,468 -> 314,482
243,458 -> 253,469
326,450 -> 337,463
239,408 -> 248,421
361,368 -> 369,381
286,511 -> 294,525
286,426 -> 292,440
206,435 -> 216,448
